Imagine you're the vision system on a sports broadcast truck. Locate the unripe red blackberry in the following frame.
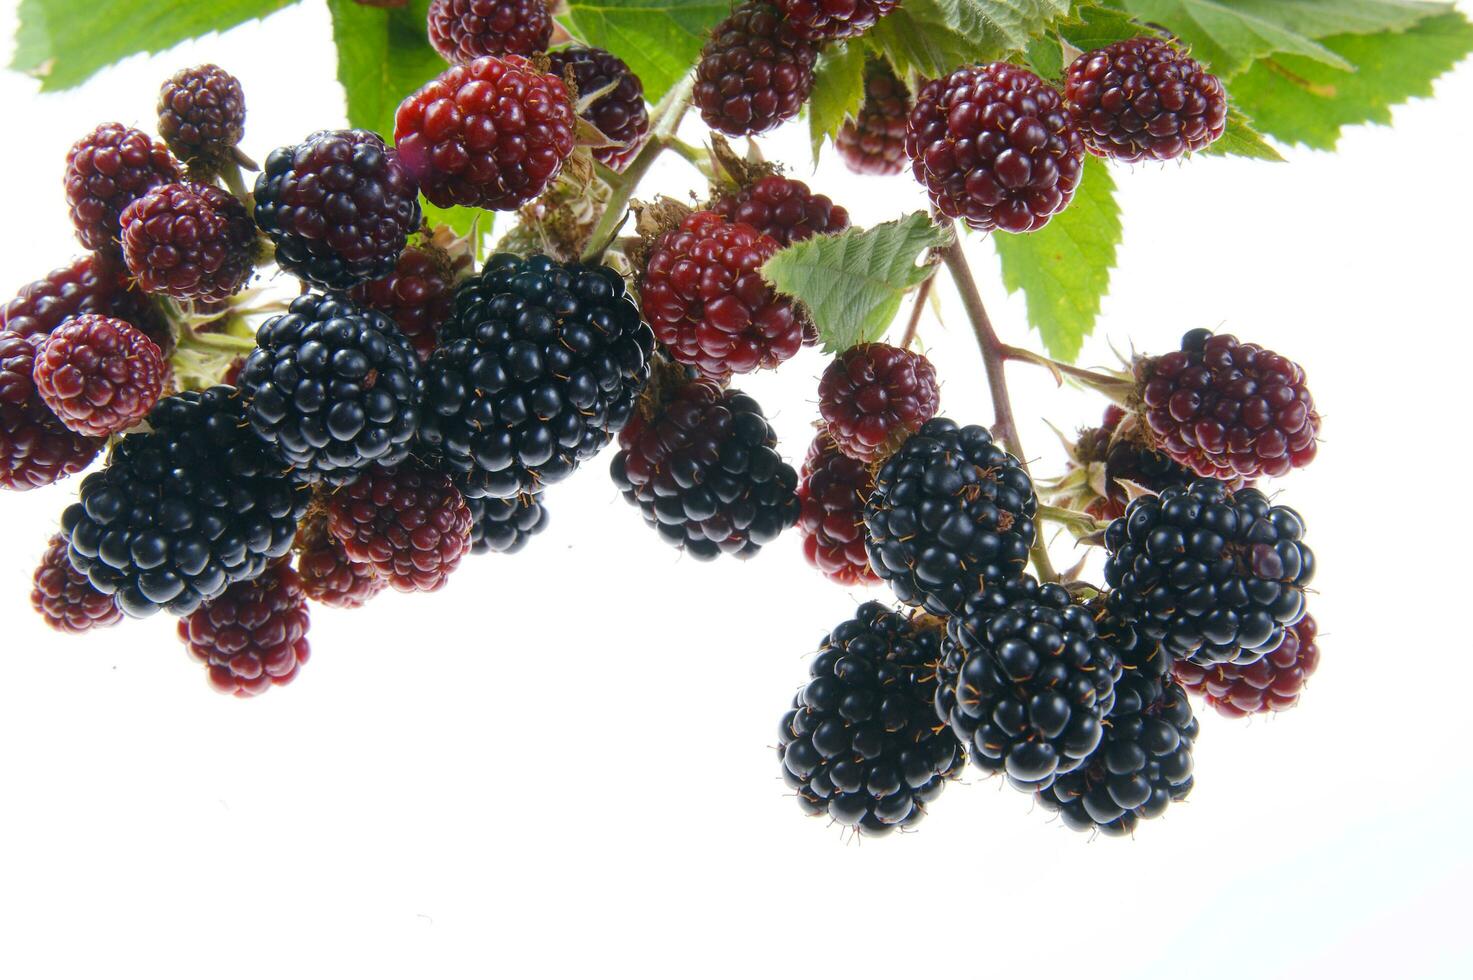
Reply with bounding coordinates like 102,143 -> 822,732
327,461 -> 473,592
0,331 -> 104,491
906,63 -> 1084,233
797,433 -> 879,587
711,174 -> 849,246
64,123 -> 183,251
1137,329 -> 1318,481
818,343 -> 939,464
177,561 -> 311,697
640,210 -> 804,380
32,315 -> 165,438
776,0 -> 897,41
694,2 -> 817,137
1065,37 -> 1227,163
31,533 -> 123,634
120,182 -> 258,303
395,55 -> 576,210
611,377 -> 799,560
1174,614 -> 1320,717
547,46 -> 650,171
1,253 -> 172,353
156,64 -> 247,173
428,0 -> 553,62
348,244 -> 460,361
836,61 -> 910,176
295,509 -> 386,609
254,129 -> 422,290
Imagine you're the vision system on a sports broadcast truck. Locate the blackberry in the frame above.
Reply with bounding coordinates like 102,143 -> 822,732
1136,329 -> 1319,481
1029,599 -> 1196,834
694,2 -> 817,137
254,129 -> 422,290
2,253 -> 171,352
295,507 -> 386,609
32,315 -> 166,437
119,181 -> 257,303
548,46 -> 650,171
31,533 -> 123,634
1174,613 -> 1320,717
864,418 -> 1038,616
1053,405 -> 1198,523
428,0 -> 552,61
0,331 -> 104,491
711,174 -> 849,246
177,561 -> 311,697
1065,37 -> 1227,163
156,64 -> 247,173
797,433 -> 879,587
906,63 -> 1084,234
836,60 -> 910,177
60,386 -> 309,617
779,603 -> 962,835
775,0 -> 897,42
349,243 -> 462,361
326,461 -> 473,592
640,210 -> 803,380
419,253 -> 653,499
394,55 -> 576,210
818,343 -> 939,464
238,292 -> 424,485
610,377 -> 799,560
468,494 -> 548,554
939,577 -> 1120,789
64,123 -> 183,251
1103,480 -> 1314,665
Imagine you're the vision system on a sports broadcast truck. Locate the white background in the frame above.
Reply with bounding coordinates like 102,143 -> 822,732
2,2 -> 1471,977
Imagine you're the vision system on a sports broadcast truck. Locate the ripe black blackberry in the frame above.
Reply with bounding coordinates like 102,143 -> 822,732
238,292 -> 424,485
547,46 -> 650,171
610,376 -> 799,559
1103,480 -> 1314,665
836,60 -> 910,177
779,603 -> 962,835
864,417 -> 1038,616
64,123 -> 183,251
420,253 -> 654,499
60,386 -> 309,617
694,2 -> 817,137
156,64 -> 247,174
937,577 -> 1120,790
427,0 -> 553,62
468,494 -> 548,554
254,129 -> 421,290
1,331 -> 104,491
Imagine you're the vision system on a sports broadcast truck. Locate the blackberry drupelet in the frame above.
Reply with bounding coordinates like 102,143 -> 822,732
420,253 -> 654,499
349,243 -> 462,361
836,60 -> 910,176
177,560 -> 311,697
710,174 -> 849,246
156,64 -> 247,173
60,386 -> 309,617
938,576 -> 1120,789
797,432 -> 879,587
547,46 -> 650,171
468,494 -> 548,554
818,343 -> 939,464
120,181 -> 258,303
694,2 -> 817,137
32,315 -> 165,437
1136,329 -> 1319,481
905,63 -> 1084,233
427,0 -> 553,62
776,0 -> 898,42
238,292 -> 424,485
31,533 -> 123,633
864,417 -> 1038,616
254,129 -> 422,290
1,331 -> 104,491
1103,479 -> 1314,665
1065,37 -> 1227,163
2,253 -> 171,352
64,123 -> 183,251
610,377 -> 799,559
327,461 -> 473,592
779,603 -> 962,835
1174,613 -> 1320,717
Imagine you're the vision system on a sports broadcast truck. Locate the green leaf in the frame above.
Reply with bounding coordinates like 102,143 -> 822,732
11,0 -> 299,91
762,213 -> 952,354
1201,104 -> 1286,161
808,42 -> 868,161
994,155 -> 1121,362
1113,0 -> 1451,76
1227,12 -> 1473,150
560,0 -> 728,104
1028,4 -> 1149,81
869,0 -> 1070,78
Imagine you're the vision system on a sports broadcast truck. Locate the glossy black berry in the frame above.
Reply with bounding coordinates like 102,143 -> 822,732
468,494 -> 548,554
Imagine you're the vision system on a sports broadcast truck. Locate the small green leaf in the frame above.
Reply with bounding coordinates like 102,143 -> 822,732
869,0 -> 1071,78
1226,12 -> 1473,150
994,155 -> 1121,362
808,42 -> 868,161
1201,104 -> 1286,161
560,0 -> 729,104
12,0 -> 299,91
762,213 -> 952,354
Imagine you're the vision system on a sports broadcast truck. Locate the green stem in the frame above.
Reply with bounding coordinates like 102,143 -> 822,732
220,160 -> 251,204
659,134 -> 708,169
179,329 -> 257,354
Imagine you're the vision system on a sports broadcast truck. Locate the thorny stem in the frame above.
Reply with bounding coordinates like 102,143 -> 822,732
938,231 -> 1059,584
898,273 -> 934,350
